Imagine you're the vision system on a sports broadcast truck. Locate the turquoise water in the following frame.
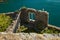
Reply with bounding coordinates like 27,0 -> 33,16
29,12 -> 35,20
0,0 -> 60,27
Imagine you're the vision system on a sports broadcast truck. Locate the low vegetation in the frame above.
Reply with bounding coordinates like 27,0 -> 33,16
16,25 -> 60,34
16,25 -> 28,33
0,14 -> 12,32
41,27 -> 60,34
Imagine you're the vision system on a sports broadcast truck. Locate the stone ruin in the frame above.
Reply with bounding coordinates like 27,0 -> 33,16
0,8 -> 60,40
20,8 -> 48,30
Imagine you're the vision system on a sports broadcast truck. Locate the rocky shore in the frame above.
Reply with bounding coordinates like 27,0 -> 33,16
0,32 -> 60,40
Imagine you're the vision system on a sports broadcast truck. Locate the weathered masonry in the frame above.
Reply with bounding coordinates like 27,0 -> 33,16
20,8 -> 48,30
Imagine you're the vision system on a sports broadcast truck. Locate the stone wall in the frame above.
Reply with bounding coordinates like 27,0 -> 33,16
0,32 -> 60,40
20,8 -> 48,30
48,24 -> 60,30
5,12 -> 20,33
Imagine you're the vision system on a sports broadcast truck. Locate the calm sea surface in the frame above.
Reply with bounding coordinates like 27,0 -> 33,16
0,0 -> 60,27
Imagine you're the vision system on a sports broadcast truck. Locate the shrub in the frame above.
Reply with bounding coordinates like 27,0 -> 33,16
0,14 -> 12,32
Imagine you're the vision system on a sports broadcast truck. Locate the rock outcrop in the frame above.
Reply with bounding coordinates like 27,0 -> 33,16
0,32 -> 60,40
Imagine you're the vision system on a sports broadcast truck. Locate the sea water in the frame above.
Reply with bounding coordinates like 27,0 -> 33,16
0,0 -> 60,27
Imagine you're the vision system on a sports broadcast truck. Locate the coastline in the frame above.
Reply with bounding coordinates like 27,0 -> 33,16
0,8 -> 60,40
0,8 -> 60,31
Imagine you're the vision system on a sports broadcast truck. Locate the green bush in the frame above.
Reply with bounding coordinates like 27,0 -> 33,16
0,14 -> 12,32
